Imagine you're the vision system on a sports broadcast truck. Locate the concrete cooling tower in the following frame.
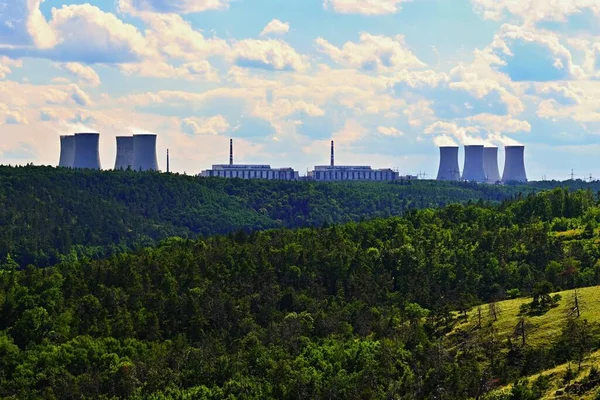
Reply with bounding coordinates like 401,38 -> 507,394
462,145 -> 486,183
502,145 -> 527,183
483,147 -> 501,183
133,134 -> 159,171
58,135 -> 75,168
72,133 -> 101,170
114,136 -> 134,170
436,146 -> 460,181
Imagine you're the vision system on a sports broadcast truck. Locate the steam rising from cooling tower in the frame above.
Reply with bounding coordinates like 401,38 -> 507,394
72,133 -> 101,170
133,134 -> 159,171
114,136 -> 134,170
483,147 -> 500,183
436,146 -> 460,181
462,145 -> 486,183
58,135 -> 75,168
502,145 -> 527,183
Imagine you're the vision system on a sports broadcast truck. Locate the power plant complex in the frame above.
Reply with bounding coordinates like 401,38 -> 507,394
436,144 -> 527,183
57,133 -> 528,184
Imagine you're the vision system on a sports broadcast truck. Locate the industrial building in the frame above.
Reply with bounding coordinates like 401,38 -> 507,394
200,139 -> 299,180
114,136 -> 134,170
133,134 -> 159,171
502,145 -> 527,183
436,146 -> 460,181
72,133 -> 101,170
58,135 -> 75,168
308,141 -> 398,181
483,147 -> 501,183
461,145 -> 486,183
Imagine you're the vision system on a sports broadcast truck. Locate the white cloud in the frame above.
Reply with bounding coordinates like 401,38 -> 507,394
316,33 -> 425,72
377,126 -> 404,136
70,84 -> 92,106
324,0 -> 412,15
260,19 -> 290,37
181,115 -> 230,135
118,0 -> 231,14
0,104 -> 28,125
471,0 -> 600,24
465,114 -> 531,133
0,57 -> 22,79
231,39 -> 308,72
119,60 -> 220,81
58,63 -> 101,87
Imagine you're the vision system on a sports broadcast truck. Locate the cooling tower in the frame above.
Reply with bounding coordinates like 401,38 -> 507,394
58,135 -> 75,168
114,136 -> 134,170
483,147 -> 501,183
502,145 -> 527,183
132,134 -> 159,171
462,145 -> 486,183
436,146 -> 460,181
72,133 -> 101,170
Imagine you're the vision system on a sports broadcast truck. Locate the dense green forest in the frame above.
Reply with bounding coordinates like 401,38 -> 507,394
2,188 -> 600,398
4,165 -> 599,268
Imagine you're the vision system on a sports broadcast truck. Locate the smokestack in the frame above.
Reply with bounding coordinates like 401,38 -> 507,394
462,145 -> 486,183
502,145 -> 527,183
229,139 -> 233,165
330,140 -> 334,167
167,149 -> 170,173
483,147 -> 501,183
114,136 -> 134,170
436,146 -> 460,181
132,134 -> 159,171
72,133 -> 101,170
58,135 -> 75,168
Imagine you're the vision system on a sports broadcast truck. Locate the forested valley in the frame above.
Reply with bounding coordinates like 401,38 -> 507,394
2,181 -> 600,399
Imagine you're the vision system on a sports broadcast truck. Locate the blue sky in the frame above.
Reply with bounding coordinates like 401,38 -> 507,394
1,0 -> 600,180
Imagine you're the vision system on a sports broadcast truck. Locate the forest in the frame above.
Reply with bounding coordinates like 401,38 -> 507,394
0,165 -> 595,268
2,186 -> 600,398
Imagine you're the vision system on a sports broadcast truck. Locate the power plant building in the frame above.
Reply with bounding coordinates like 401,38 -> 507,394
483,146 -> 501,183
200,139 -> 299,180
461,145 -> 486,183
58,135 -> 75,168
72,133 -> 101,170
114,136 -> 134,170
436,146 -> 460,181
502,145 -> 527,183
133,134 -> 159,171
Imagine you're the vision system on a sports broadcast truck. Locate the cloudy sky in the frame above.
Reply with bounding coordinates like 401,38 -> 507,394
1,0 -> 600,179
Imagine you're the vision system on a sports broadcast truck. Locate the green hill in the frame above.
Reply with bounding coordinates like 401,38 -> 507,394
0,165 -> 552,268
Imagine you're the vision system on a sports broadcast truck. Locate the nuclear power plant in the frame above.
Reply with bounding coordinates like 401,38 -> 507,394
114,136 -> 134,170
461,145 -> 486,183
436,146 -> 460,181
58,135 -> 75,168
502,145 -> 527,183
72,133 -> 101,170
483,147 -> 501,183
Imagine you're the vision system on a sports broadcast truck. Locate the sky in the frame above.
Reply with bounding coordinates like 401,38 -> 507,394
1,0 -> 600,180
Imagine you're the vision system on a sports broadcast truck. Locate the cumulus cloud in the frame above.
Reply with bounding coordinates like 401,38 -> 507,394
0,104 -> 28,125
424,121 -> 483,145
316,33 -> 425,72
231,39 -> 308,71
324,0 -> 412,15
489,24 -> 584,81
0,57 -> 22,79
0,3 -> 154,64
58,63 -> 101,87
118,0 -> 231,14
526,82 -> 583,105
120,60 -> 220,81
465,114 -> 531,133
377,126 -> 404,136
260,19 -> 290,37
70,84 -> 91,106
181,115 -> 230,135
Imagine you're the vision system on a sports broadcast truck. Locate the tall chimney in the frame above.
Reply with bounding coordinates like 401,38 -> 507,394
167,149 -> 170,173
502,145 -> 527,183
132,134 -> 159,171
330,140 -> 334,167
72,133 -> 101,170
483,146 -> 500,183
436,146 -> 460,181
229,139 -> 233,165
461,145 -> 486,183
58,135 -> 75,168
